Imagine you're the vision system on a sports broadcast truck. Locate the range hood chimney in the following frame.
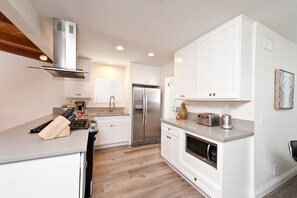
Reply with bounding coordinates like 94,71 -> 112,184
29,18 -> 86,79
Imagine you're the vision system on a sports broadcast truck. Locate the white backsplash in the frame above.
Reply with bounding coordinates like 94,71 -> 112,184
175,100 -> 254,121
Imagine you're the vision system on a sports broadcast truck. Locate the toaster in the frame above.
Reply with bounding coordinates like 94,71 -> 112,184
197,113 -> 220,127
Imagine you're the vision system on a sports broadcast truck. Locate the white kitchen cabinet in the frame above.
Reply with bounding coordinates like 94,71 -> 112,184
161,123 -> 181,170
196,16 -> 253,100
95,117 -> 113,145
0,153 -> 85,198
174,15 -> 253,101
180,129 -> 252,198
196,33 -> 215,98
174,42 -> 196,99
94,115 -> 130,148
65,58 -> 92,99
131,63 -> 160,86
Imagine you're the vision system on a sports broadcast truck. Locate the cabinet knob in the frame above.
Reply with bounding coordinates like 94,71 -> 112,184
213,93 -> 216,96
209,93 -> 212,96
168,128 -> 170,131
194,177 -> 197,181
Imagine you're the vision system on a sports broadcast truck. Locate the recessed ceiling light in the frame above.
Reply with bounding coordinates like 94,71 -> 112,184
108,61 -> 114,65
39,54 -> 48,61
147,52 -> 155,57
116,46 -> 124,51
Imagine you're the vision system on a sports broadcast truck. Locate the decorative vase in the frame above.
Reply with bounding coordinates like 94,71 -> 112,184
176,102 -> 188,120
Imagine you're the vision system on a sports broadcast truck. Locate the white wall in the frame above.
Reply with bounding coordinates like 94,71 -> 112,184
254,22 -> 297,196
184,101 -> 254,121
0,52 -> 67,131
86,63 -> 127,108
160,61 -> 174,118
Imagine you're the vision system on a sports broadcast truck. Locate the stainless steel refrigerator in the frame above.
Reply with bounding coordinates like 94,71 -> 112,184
132,86 -> 161,145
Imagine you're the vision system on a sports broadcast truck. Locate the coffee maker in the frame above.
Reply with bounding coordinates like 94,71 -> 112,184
75,101 -> 86,113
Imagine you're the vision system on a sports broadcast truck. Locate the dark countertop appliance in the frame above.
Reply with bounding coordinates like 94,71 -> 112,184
75,101 -> 86,113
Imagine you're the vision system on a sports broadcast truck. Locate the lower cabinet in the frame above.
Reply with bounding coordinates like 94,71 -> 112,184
161,123 -> 181,170
93,116 -> 130,148
161,122 -> 252,198
0,153 -> 86,198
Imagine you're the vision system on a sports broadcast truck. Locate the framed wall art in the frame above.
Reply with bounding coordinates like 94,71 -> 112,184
274,69 -> 295,110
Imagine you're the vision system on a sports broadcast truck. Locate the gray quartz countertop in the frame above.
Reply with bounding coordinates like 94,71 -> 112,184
0,115 -> 88,165
90,113 -> 130,117
161,118 -> 254,142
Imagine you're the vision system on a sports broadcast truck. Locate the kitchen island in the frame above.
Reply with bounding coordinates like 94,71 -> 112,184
0,115 -> 88,198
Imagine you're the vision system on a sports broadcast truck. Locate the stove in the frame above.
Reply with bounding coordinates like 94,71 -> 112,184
30,118 -> 90,133
69,118 -> 90,130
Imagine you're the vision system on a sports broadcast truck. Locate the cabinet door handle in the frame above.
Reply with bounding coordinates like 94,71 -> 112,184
207,144 -> 210,160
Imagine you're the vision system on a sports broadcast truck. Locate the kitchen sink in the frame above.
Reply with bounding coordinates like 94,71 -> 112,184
97,111 -> 124,115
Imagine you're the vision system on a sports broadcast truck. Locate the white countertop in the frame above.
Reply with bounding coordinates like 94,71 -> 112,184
161,118 -> 254,142
0,115 -> 89,165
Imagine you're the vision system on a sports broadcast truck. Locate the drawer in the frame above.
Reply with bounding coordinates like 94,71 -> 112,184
161,123 -> 180,138
181,164 -> 217,198
93,117 -> 112,125
113,116 -> 129,124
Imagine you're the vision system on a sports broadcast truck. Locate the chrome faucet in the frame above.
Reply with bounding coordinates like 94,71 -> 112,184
109,96 -> 116,112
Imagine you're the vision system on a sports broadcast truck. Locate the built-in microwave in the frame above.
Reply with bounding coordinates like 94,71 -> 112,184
186,134 -> 217,168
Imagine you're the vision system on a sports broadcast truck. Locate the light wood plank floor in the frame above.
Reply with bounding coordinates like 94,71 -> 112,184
264,174 -> 297,198
92,143 -> 204,198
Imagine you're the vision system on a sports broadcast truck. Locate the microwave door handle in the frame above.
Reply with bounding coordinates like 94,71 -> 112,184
207,144 -> 210,160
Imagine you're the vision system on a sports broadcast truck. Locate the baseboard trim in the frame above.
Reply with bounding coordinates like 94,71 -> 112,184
94,142 -> 129,149
255,166 -> 297,198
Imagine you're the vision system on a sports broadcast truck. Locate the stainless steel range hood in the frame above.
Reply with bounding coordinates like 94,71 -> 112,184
29,18 -> 86,79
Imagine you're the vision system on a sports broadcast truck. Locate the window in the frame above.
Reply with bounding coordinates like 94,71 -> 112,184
94,79 -> 123,104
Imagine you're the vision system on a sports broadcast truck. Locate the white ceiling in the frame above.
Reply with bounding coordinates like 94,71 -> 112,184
28,0 -> 297,67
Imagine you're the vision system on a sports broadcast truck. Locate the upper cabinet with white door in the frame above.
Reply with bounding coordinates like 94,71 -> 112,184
174,42 -> 196,99
131,63 -> 160,86
65,58 -> 92,99
175,15 -> 254,101
196,16 -> 253,100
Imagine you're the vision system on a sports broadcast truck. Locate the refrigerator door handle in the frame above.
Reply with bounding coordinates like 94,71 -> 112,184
142,89 -> 145,124
145,89 -> 148,124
